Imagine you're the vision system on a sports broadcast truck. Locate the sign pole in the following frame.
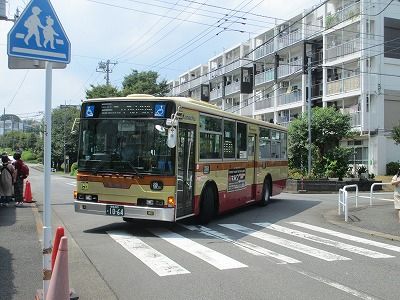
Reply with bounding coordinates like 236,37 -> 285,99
43,61 -> 53,299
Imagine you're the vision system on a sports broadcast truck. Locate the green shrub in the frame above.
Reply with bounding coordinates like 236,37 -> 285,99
70,162 -> 78,176
21,150 -> 37,162
386,161 -> 400,175
288,168 -> 305,180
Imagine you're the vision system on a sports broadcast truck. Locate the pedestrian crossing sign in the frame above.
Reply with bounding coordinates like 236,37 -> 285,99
7,0 -> 71,64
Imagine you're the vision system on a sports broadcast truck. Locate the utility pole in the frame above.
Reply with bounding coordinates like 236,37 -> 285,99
307,59 -> 312,175
96,60 -> 117,85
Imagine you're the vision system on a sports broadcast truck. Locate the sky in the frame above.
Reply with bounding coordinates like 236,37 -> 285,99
0,0 -> 321,120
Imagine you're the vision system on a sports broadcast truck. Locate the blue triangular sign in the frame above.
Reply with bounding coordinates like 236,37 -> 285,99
7,0 -> 71,64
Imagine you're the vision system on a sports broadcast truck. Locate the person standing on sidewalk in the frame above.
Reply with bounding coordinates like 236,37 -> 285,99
13,152 -> 25,206
391,167 -> 400,220
0,153 -> 16,207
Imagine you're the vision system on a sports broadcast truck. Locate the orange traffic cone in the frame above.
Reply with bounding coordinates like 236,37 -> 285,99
52,227 -> 65,270
47,237 -> 69,300
23,180 -> 33,203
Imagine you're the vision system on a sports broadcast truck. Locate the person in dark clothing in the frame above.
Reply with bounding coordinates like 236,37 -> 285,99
13,152 -> 24,206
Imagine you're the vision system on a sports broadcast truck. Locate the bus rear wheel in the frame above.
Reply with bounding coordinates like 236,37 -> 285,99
198,186 -> 215,224
260,179 -> 271,206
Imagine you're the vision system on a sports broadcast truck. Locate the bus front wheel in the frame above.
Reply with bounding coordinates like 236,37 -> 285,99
198,186 -> 215,224
260,179 -> 271,206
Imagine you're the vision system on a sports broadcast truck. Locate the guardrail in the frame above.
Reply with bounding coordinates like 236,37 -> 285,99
369,183 -> 393,206
338,184 -> 358,222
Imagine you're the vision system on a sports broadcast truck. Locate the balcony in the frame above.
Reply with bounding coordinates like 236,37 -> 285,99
255,69 -> 274,86
225,81 -> 241,96
210,68 -> 223,79
326,75 -> 360,96
178,82 -> 189,93
326,2 -> 360,29
190,74 -> 208,88
277,58 -> 303,78
255,98 -> 273,110
254,41 -> 274,60
326,38 -> 360,62
277,91 -> 302,106
312,83 -> 323,98
225,105 -> 240,114
350,111 -> 361,127
278,30 -> 302,49
210,88 -> 223,101
224,60 -> 241,73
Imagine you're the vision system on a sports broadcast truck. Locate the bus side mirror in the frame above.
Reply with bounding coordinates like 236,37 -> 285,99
167,127 -> 177,148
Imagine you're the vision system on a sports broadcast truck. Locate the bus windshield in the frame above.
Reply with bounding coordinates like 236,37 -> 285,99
78,118 -> 175,175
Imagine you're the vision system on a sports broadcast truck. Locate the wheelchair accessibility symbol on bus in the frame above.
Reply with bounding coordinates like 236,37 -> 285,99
154,104 -> 166,117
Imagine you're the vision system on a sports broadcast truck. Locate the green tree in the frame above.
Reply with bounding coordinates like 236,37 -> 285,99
121,70 -> 169,96
288,106 -> 352,178
393,121 -> 400,145
51,106 -> 80,171
86,84 -> 121,99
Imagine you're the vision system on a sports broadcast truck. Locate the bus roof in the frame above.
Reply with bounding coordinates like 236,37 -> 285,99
83,95 -> 287,131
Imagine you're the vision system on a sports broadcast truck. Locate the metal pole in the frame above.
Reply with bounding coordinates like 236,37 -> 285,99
307,60 -> 312,175
43,61 -> 53,299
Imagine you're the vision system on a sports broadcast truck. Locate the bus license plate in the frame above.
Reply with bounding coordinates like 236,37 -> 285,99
106,205 -> 124,216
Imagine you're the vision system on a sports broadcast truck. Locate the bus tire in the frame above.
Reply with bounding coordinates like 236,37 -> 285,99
198,185 -> 215,224
260,178 -> 272,206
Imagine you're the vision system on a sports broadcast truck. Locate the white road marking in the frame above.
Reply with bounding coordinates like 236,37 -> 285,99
149,228 -> 247,270
295,269 -> 378,300
65,182 -> 76,186
254,223 -> 393,258
182,224 -> 300,264
290,222 -> 400,253
220,224 -> 350,262
107,230 -> 190,277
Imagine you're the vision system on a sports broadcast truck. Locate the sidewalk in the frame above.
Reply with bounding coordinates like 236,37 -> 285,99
325,201 -> 400,241
0,203 -> 42,300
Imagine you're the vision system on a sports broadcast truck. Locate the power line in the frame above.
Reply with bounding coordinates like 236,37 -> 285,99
96,60 -> 118,85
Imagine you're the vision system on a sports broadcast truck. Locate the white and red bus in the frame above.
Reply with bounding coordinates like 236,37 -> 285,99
74,95 -> 288,223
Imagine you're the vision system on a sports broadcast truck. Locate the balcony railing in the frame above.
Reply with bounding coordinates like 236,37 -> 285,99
224,60 -> 241,73
278,30 -> 302,49
255,98 -> 273,110
224,81 -> 241,96
210,68 -> 223,78
190,74 -> 208,88
241,103 -> 253,116
326,2 -> 360,29
254,41 -> 274,60
326,38 -> 360,61
178,82 -> 189,93
326,75 -> 360,96
277,91 -> 302,106
277,58 -> 303,78
210,88 -> 223,100
225,105 -> 240,114
255,69 -> 274,85
350,111 -> 361,127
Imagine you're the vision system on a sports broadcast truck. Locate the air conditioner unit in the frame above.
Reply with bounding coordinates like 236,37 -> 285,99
279,81 -> 289,88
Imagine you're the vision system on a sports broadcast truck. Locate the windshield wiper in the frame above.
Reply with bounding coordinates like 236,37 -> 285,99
125,161 -> 144,178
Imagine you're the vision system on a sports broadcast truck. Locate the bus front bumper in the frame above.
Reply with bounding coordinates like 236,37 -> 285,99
74,201 -> 175,222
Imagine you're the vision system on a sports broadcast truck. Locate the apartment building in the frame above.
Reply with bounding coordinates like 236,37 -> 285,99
167,0 -> 400,175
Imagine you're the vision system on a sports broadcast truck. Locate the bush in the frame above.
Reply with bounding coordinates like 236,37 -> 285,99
357,165 -> 367,176
21,150 -> 37,162
288,168 -> 305,180
70,162 -> 78,176
386,161 -> 400,175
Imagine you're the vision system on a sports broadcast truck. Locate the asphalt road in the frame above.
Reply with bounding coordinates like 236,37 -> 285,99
28,168 -> 400,300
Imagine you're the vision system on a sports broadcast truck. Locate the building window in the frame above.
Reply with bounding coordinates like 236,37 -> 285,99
384,17 -> 400,59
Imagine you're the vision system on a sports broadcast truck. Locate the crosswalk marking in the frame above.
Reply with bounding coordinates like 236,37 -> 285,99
148,228 -> 247,270
289,222 -> 400,253
220,224 -> 350,261
182,224 -> 301,264
254,222 -> 394,259
107,230 -> 190,276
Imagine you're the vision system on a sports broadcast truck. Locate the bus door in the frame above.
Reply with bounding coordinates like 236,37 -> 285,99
248,134 -> 257,200
176,123 -> 196,218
